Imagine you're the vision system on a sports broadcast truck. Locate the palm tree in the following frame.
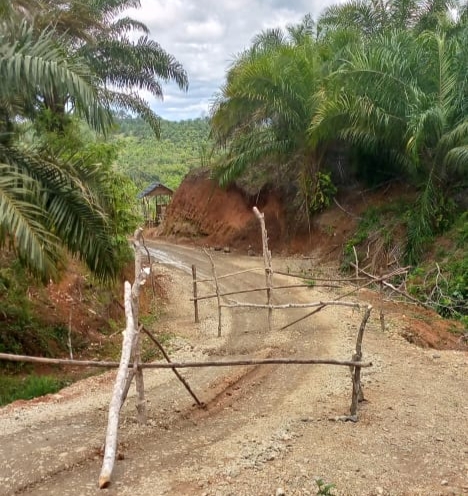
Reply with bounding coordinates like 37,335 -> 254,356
0,17 -> 118,281
317,0 -> 458,38
310,26 -> 468,261
210,19 -> 333,223
14,0 -> 189,136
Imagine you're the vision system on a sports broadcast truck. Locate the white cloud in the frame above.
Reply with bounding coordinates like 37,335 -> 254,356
126,0 -> 338,121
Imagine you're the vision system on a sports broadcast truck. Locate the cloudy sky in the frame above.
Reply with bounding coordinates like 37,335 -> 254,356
125,0 -> 339,121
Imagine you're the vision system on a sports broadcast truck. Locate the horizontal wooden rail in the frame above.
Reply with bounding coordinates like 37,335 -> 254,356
190,283 -> 340,302
221,301 -> 362,310
0,352 -> 371,369
195,267 -> 264,283
274,270 -> 368,282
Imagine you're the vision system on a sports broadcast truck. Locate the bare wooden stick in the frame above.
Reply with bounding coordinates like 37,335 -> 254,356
114,299 -> 203,406
0,353 -> 130,368
190,283 -> 340,302
274,270 -> 367,282
222,301 -> 362,310
68,306 -> 73,360
196,267 -> 265,283
253,207 -> 273,331
137,358 -> 372,368
333,197 -> 363,220
379,278 -> 386,332
203,248 -> 222,337
99,282 -> 136,489
350,305 -> 373,417
140,232 -> 157,300
130,227 -> 147,425
0,352 -> 371,369
192,264 -> 199,323
279,278 -> 377,331
141,326 -> 203,407
352,245 -> 359,280
350,263 -> 426,307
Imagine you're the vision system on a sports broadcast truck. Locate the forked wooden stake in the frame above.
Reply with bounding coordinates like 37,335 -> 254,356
253,207 -> 273,330
203,248 -> 222,337
99,282 -> 136,489
192,264 -> 199,323
350,305 -> 372,418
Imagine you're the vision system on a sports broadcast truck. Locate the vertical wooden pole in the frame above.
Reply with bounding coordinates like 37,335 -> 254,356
379,280 -> 386,332
352,245 -> 359,280
253,207 -> 273,331
350,305 -> 372,417
131,228 -> 147,425
99,282 -> 136,489
192,264 -> 199,323
204,249 -> 222,337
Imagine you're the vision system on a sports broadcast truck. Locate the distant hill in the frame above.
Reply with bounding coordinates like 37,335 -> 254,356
111,113 -> 211,190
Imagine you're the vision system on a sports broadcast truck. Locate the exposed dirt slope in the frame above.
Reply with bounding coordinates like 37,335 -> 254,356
158,169 -> 417,260
160,169 -> 287,252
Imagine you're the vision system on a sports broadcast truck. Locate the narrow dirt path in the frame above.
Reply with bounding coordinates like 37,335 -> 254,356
0,241 -> 466,496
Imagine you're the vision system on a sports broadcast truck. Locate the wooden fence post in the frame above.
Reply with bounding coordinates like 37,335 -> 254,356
131,228 -> 147,425
192,264 -> 199,323
204,249 -> 222,337
99,282 -> 136,489
350,305 -> 372,418
253,207 -> 273,331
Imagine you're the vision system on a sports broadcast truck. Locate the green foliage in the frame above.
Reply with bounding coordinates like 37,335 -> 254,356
0,260 -> 33,325
344,207 -> 390,256
210,17 -> 332,224
341,201 -> 412,274
405,180 -> 457,264
0,261 -> 70,359
111,114 -> 212,189
407,213 -> 468,321
306,171 -> 337,214
210,2 -> 467,257
5,0 -> 188,135
0,374 -> 70,406
0,0 -> 189,283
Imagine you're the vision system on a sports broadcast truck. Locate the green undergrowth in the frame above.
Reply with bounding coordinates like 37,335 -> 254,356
0,374 -> 71,407
0,257 -> 175,406
0,261 -> 72,359
407,212 -> 468,327
342,206 -> 467,328
342,200 -> 410,271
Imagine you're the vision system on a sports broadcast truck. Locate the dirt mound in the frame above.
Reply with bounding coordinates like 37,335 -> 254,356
159,168 -> 286,252
158,169 -> 363,259
158,169 -> 416,261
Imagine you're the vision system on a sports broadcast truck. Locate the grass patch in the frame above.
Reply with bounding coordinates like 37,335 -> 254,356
0,374 -> 71,407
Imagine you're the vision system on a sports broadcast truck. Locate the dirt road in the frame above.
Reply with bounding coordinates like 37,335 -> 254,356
0,241 -> 467,496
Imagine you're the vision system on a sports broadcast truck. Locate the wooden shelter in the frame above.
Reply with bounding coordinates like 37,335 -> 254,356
138,181 -> 173,227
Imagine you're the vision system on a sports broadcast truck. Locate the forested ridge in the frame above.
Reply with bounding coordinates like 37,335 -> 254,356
111,114 -> 211,189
